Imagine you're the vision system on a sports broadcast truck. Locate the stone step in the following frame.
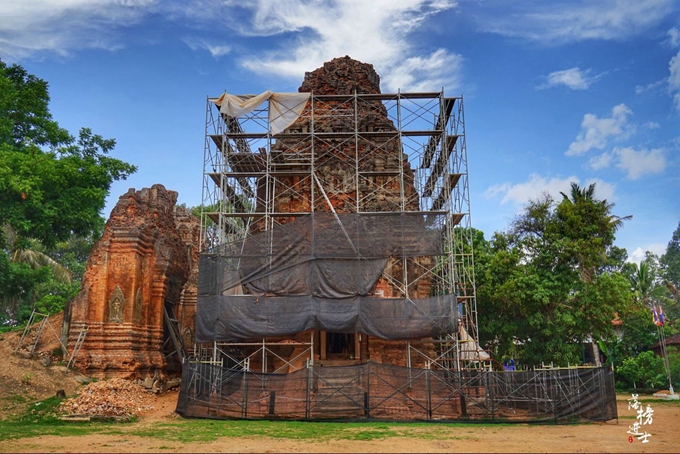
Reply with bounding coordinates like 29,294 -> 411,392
315,384 -> 364,395
315,359 -> 362,367
317,377 -> 362,389
312,385 -> 365,414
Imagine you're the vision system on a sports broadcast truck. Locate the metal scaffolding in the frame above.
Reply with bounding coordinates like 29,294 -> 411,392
199,91 -> 484,371
177,361 -> 618,422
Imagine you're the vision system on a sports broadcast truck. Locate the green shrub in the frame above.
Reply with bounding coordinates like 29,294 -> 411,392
616,351 -> 666,389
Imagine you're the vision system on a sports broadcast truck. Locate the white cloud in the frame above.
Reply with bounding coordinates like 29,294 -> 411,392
229,0 -> 462,91
671,51 -> 680,89
537,67 -> 599,90
0,0 -> 158,59
667,27 -> 680,48
471,0 -> 674,44
0,0 -> 463,91
484,174 -> 616,207
614,146 -> 666,180
635,79 -> 666,95
589,152 -> 613,170
639,48 -> 680,112
643,121 -> 660,130
381,49 -> 464,92
484,173 -> 575,205
669,50 -> 680,112
627,244 -> 666,264
183,38 -> 231,59
483,182 -> 511,200
584,178 -> 616,202
588,146 -> 666,179
566,104 -> 633,156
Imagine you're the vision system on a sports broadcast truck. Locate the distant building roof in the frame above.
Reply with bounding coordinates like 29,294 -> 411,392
652,333 -> 680,351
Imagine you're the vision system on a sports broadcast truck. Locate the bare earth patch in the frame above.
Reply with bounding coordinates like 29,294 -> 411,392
0,316 -> 81,420
2,391 -> 679,452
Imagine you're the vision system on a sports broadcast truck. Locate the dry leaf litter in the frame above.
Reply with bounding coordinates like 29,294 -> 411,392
58,378 -> 155,417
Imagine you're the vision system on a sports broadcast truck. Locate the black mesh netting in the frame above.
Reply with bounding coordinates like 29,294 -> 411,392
196,212 -> 457,341
176,362 -> 618,423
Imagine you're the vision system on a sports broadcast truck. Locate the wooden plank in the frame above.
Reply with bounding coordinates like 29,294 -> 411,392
423,135 -> 459,197
421,98 -> 456,169
207,174 -> 248,212
227,153 -> 265,173
431,173 -> 462,211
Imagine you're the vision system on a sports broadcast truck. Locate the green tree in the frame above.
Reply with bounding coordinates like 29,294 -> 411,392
631,262 -> 653,305
617,301 -> 658,357
0,127 -> 134,247
476,184 -> 634,367
607,256 -> 677,382
661,222 -> 680,287
0,61 -> 70,148
557,182 -> 631,283
617,351 -> 667,389
0,60 -> 136,323
0,60 -> 136,247
661,222 -> 680,317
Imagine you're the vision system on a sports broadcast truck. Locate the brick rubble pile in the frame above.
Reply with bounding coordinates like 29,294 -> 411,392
58,378 -> 155,417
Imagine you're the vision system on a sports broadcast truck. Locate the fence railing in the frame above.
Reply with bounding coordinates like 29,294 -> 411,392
176,361 -> 617,423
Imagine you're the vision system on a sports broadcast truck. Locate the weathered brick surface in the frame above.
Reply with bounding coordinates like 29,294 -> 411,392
257,57 -> 435,367
68,184 -> 199,378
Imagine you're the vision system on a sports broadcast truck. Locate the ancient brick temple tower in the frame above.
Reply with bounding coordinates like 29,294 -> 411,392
269,57 -> 420,215
267,57 -> 432,364
198,56 -> 466,371
65,185 -> 200,378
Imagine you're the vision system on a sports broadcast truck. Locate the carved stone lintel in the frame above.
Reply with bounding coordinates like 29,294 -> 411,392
108,286 -> 125,323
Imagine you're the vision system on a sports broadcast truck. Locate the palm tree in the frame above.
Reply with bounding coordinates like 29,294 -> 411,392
1,224 -> 72,319
559,182 -> 632,283
560,181 -> 595,204
560,182 -> 632,236
666,280 -> 680,301
4,225 -> 72,283
12,246 -> 72,284
559,182 -> 632,366
631,262 -> 653,306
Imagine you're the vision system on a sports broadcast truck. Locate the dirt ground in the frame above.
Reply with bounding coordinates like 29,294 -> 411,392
1,322 -> 679,453
2,395 -> 678,453
0,314 -> 83,420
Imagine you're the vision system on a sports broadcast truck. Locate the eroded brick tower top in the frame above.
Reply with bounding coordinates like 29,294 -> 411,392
300,56 -> 381,95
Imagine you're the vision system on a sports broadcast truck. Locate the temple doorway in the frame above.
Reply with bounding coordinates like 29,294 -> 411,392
320,331 -> 359,361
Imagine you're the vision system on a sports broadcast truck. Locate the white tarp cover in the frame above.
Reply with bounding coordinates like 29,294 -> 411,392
458,324 -> 491,361
213,91 -> 311,135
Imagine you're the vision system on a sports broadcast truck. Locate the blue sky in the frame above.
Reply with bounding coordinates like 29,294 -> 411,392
1,0 -> 679,262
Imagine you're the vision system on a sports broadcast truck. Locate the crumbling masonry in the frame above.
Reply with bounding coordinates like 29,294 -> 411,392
65,185 -> 200,378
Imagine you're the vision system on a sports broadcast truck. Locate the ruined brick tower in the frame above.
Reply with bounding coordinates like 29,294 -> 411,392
198,56 -> 477,371
66,185 -> 200,378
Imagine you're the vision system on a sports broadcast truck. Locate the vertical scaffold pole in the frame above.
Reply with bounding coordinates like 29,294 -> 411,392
306,359 -> 313,420
407,341 -> 412,389
310,331 -> 314,366
242,358 -> 249,419
425,361 -> 432,421
262,338 -> 266,374
366,361 -> 371,418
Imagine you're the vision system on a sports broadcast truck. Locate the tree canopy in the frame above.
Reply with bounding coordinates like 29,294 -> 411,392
661,222 -> 680,296
0,60 -> 136,324
475,184 -> 633,366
